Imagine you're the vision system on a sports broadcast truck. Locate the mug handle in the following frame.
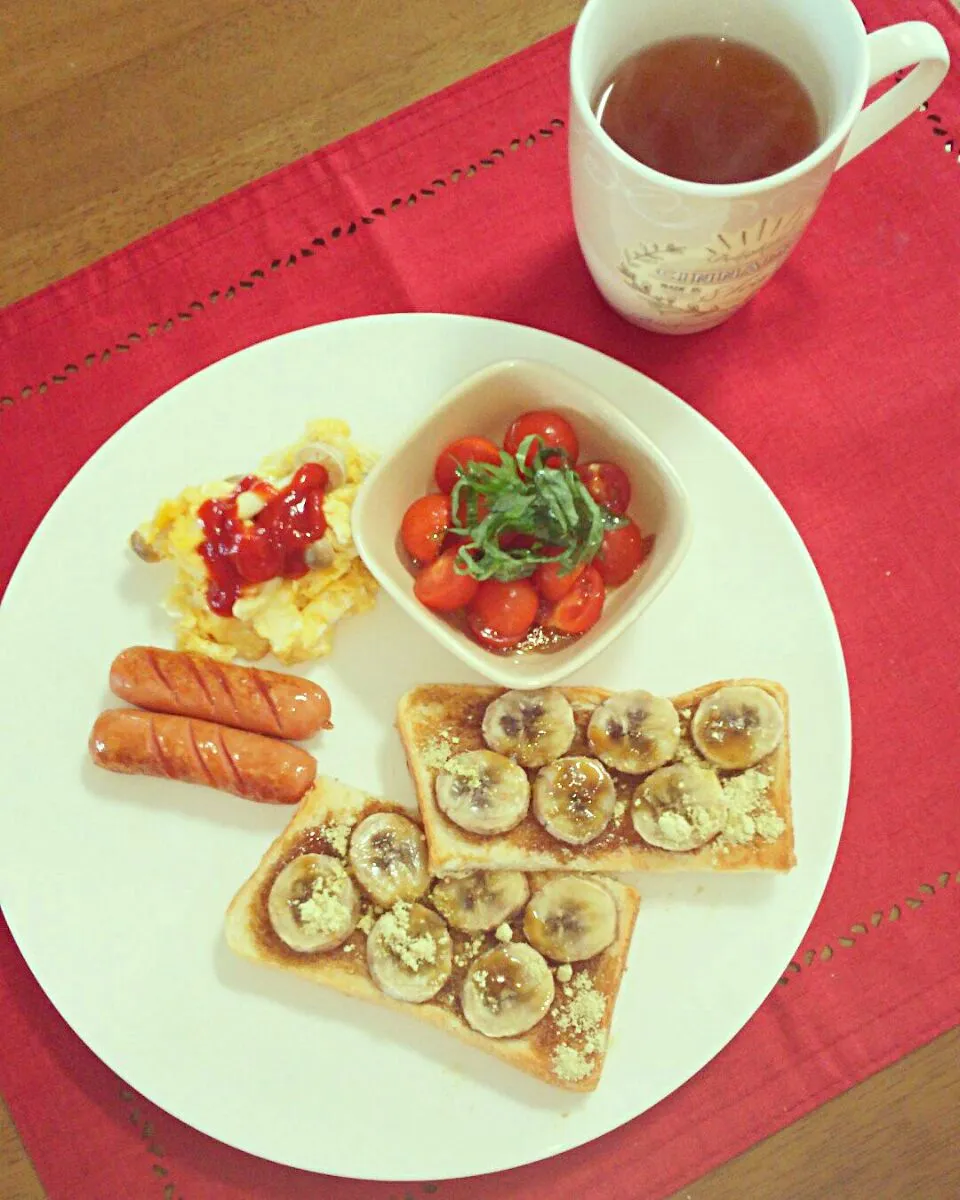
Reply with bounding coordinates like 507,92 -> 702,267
838,21 -> 950,167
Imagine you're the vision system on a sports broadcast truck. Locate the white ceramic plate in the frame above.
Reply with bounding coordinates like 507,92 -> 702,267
0,314 -> 849,1182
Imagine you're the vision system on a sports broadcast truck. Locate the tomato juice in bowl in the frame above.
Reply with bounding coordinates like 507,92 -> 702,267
351,359 -> 692,688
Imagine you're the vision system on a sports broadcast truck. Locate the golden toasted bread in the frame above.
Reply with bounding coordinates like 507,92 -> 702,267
397,679 -> 794,875
225,777 -> 640,1092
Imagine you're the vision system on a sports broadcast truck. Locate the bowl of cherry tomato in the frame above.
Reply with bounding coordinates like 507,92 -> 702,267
352,359 -> 691,687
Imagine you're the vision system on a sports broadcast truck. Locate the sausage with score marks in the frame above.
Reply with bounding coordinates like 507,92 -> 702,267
89,709 -> 316,804
109,646 -> 332,740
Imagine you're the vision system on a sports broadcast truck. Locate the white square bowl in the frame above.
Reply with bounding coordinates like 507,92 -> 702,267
351,359 -> 692,688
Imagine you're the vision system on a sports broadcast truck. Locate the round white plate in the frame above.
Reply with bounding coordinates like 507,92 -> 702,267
0,315 -> 849,1181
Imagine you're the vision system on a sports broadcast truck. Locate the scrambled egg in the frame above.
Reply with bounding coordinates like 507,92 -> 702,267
133,419 -> 378,664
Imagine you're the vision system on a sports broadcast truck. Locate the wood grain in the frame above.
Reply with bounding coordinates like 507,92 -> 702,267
0,0 -> 582,306
2,1030 -> 958,1200
0,1096 -> 42,1200
1,1 -> 958,1197
668,1027 -> 960,1200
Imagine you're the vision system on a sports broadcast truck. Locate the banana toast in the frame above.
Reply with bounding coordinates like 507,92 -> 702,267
225,776 -> 641,1092
397,679 -> 794,875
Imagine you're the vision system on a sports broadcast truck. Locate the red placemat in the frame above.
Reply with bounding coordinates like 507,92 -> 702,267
2,1 -> 959,1197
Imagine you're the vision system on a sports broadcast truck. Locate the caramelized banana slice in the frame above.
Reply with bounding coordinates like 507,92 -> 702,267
691,685 -> 784,770
587,690 -> 680,774
632,762 -> 727,851
431,871 -> 530,933
481,689 -> 576,767
435,750 -> 530,835
523,876 -> 617,962
267,853 -> 360,953
348,812 -> 429,906
461,944 -> 555,1038
533,756 -> 616,845
366,902 -> 452,1003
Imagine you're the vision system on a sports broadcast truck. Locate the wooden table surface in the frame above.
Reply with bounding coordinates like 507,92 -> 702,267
1,2 -> 958,1197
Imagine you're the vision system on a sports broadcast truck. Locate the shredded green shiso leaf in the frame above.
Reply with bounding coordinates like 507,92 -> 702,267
449,436 -> 625,582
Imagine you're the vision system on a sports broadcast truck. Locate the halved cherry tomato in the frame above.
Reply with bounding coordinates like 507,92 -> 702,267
434,436 -> 502,493
594,521 -> 653,586
414,548 -> 479,612
575,461 -> 631,515
401,494 -> 452,563
466,578 -> 539,648
542,565 -> 605,635
534,560 -> 586,604
504,410 -> 579,468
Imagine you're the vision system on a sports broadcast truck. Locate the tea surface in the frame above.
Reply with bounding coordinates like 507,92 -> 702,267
597,35 -> 820,185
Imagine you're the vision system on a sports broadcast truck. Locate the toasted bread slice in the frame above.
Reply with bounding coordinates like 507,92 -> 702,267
225,777 -> 640,1092
397,679 -> 794,875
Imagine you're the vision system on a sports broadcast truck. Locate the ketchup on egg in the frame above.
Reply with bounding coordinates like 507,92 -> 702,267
197,463 -> 329,616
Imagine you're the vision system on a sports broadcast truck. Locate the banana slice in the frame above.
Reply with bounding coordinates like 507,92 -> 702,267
523,876 -> 618,962
691,685 -> 784,769
461,943 -> 555,1038
431,871 -> 530,932
481,689 -> 576,767
632,762 -> 727,851
532,756 -> 616,845
435,750 -> 530,835
587,690 -> 680,774
366,901 -> 453,1003
267,853 -> 360,953
348,812 -> 429,907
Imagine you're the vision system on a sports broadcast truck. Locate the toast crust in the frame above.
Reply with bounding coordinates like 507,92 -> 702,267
397,680 -> 794,875
225,777 -> 640,1092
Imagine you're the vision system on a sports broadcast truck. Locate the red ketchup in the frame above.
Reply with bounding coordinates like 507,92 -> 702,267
197,463 -> 329,616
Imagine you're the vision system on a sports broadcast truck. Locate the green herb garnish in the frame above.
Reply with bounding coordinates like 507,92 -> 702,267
449,436 -> 625,582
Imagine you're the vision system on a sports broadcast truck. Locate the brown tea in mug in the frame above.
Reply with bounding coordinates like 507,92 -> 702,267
596,36 -> 820,185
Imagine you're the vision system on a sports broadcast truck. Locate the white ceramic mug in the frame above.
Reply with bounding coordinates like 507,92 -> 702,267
569,0 -> 950,334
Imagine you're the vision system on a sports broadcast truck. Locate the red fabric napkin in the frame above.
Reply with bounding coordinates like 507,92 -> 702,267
2,1 -> 959,1197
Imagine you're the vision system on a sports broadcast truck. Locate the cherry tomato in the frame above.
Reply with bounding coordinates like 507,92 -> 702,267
443,529 -> 473,552
499,531 -> 537,551
466,621 -> 530,651
504,410 -> 580,468
534,560 -> 586,604
594,521 -> 653,586
413,548 -> 479,612
434,436 -> 502,493
401,494 -> 452,564
575,461 -> 631,515
542,565 -> 605,635
466,578 -> 539,647
453,490 -> 490,530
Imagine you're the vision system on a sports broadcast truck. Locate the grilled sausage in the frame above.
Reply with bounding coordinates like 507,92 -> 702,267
108,646 -> 332,740
89,709 -> 316,804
